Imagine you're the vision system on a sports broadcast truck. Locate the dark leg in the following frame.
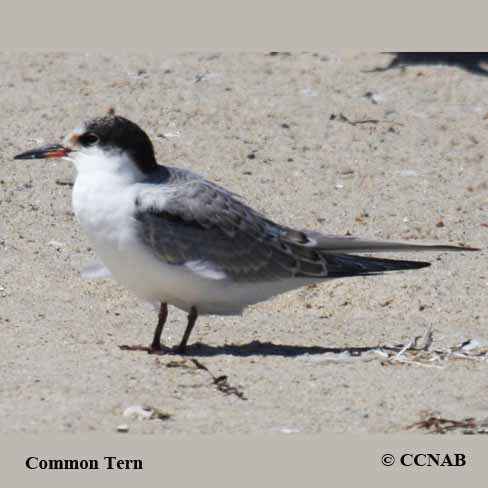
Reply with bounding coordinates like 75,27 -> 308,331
149,302 -> 168,352
176,306 -> 198,354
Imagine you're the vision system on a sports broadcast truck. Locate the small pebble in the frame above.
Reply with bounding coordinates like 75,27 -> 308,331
280,428 -> 300,434
123,405 -> 171,421
123,405 -> 154,420
48,241 -> 64,251
399,170 -> 418,177
363,91 -> 384,104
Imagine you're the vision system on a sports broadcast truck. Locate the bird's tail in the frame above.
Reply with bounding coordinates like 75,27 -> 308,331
275,226 -> 479,279
307,234 -> 479,254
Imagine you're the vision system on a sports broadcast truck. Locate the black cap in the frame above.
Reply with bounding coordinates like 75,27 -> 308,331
83,115 -> 158,174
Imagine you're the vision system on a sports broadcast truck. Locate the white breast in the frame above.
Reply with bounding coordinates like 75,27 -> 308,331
71,165 -> 234,314
73,169 -> 179,303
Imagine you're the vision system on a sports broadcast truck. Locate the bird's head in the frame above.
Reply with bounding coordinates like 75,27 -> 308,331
14,114 -> 159,178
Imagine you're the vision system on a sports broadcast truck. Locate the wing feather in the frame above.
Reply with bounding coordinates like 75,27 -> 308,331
133,168 -> 476,282
134,175 -> 310,281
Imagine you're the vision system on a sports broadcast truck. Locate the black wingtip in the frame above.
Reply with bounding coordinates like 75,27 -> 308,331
323,254 -> 431,278
408,260 -> 431,269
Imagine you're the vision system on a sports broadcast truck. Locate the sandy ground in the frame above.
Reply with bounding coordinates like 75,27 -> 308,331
0,52 -> 486,434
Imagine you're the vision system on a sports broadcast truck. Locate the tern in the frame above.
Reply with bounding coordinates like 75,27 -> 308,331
14,115 -> 478,354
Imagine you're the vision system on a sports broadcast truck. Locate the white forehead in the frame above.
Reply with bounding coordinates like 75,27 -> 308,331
72,125 -> 86,136
63,124 -> 86,146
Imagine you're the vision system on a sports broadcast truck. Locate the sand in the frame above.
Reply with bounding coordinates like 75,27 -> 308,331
0,52 -> 486,434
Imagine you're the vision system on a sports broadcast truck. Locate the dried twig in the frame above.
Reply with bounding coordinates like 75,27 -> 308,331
55,178 -> 74,187
378,326 -> 488,368
314,325 -> 488,369
407,411 -> 486,434
330,113 -> 404,127
190,359 -> 247,401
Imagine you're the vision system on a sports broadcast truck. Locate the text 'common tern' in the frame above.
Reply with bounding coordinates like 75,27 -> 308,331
14,115 -> 478,353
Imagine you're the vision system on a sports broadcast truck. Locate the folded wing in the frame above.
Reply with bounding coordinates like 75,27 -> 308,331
133,173 -> 476,282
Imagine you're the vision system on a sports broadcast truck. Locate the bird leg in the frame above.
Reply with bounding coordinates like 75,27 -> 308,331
176,306 -> 198,354
149,302 -> 168,352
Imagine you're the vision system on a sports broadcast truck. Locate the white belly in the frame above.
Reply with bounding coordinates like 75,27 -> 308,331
73,174 -> 213,311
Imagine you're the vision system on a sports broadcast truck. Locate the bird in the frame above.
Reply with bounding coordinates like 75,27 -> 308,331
13,114 -> 478,354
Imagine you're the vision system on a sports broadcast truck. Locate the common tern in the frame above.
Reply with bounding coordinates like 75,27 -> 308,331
14,114 -> 477,353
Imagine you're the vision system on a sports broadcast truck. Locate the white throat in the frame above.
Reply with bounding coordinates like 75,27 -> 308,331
70,147 -> 145,254
68,146 -> 146,185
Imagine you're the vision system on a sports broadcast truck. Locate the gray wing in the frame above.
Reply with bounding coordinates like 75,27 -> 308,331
133,170 -> 476,282
133,174 -> 331,282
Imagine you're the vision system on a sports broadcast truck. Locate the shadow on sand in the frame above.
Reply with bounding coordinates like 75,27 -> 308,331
121,340 -> 398,358
367,52 -> 488,77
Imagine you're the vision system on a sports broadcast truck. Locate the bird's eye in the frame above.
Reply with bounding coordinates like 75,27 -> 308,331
79,132 -> 100,147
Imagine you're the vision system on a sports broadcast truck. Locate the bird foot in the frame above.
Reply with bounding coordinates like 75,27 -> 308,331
175,345 -> 188,355
148,342 -> 164,354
